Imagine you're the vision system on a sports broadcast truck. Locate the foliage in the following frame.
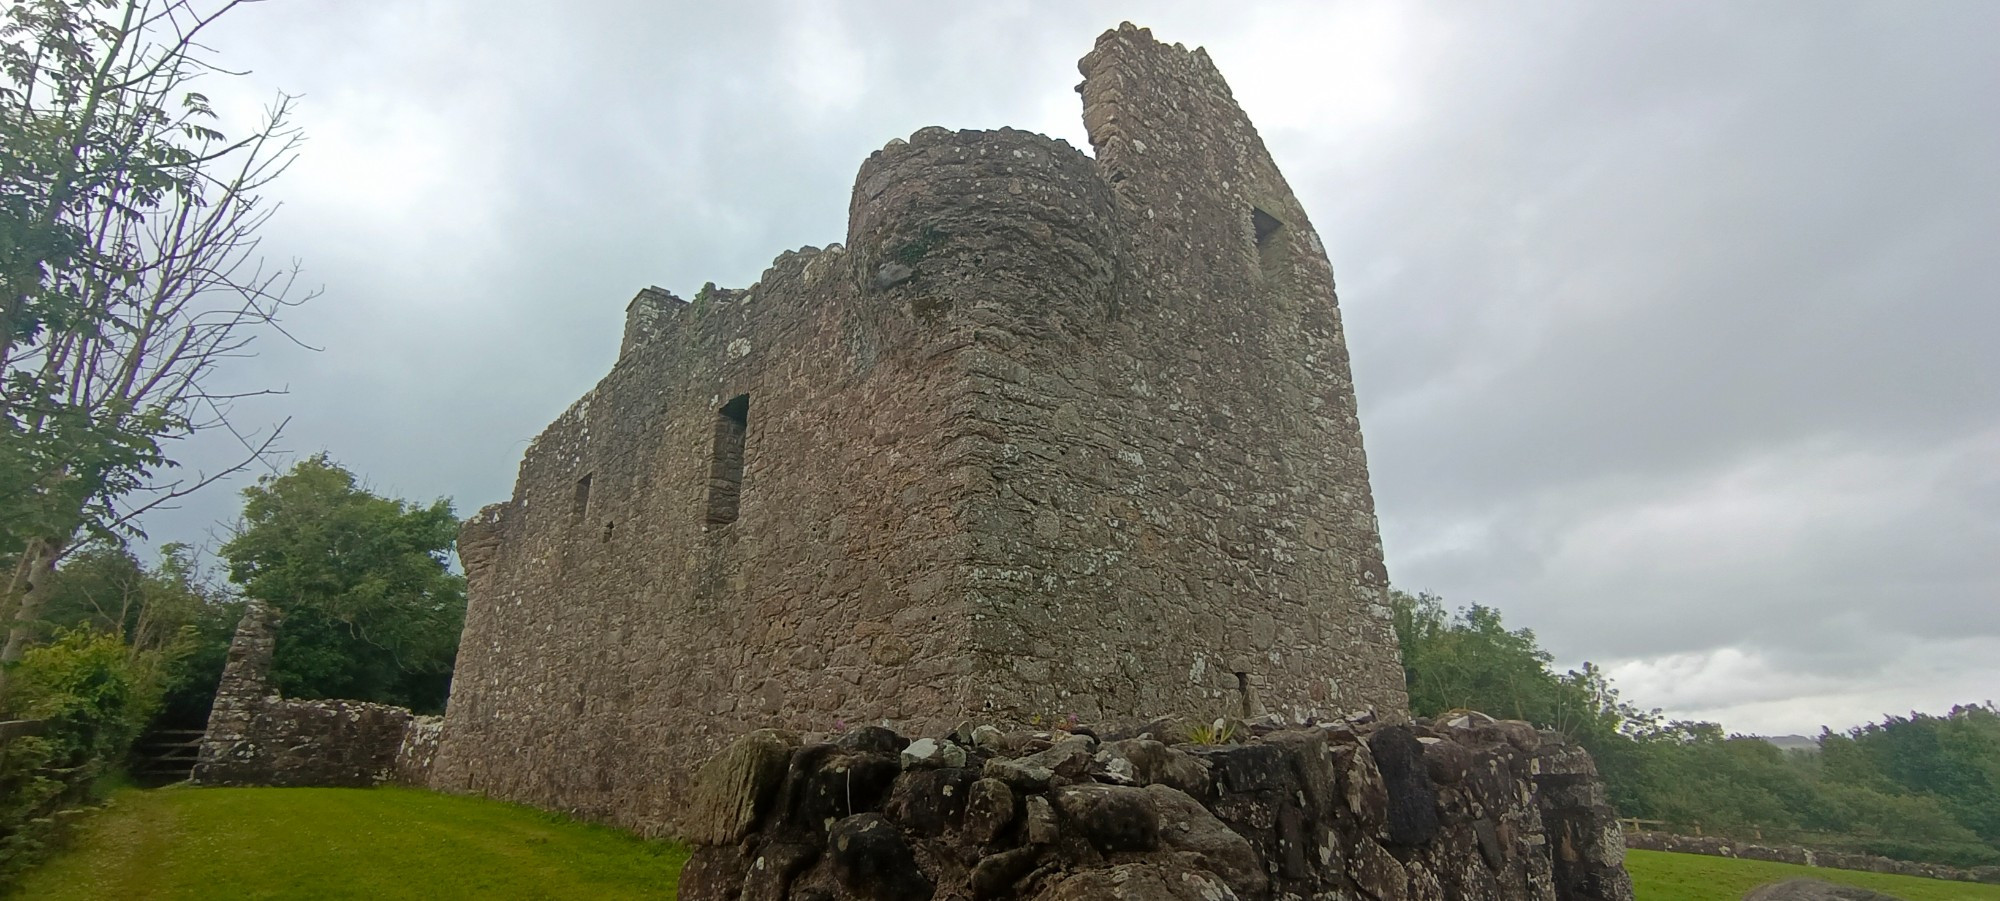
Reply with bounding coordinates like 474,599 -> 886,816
1184,719 -> 1239,745
33,542 -> 239,726
1624,849 -> 2000,901
13,786 -> 691,900
0,629 -> 165,889
1820,704 -> 2000,842
6,630 -> 163,768
1389,589 -> 1666,810
1389,588 -> 2000,867
220,455 -> 465,712
0,0 -> 312,684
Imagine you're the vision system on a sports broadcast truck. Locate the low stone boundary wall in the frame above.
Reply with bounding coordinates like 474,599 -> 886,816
190,601 -> 440,788
1626,831 -> 2000,886
678,714 -> 1634,900
194,696 -> 435,788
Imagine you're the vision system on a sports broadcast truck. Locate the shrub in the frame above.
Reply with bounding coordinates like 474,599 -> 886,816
0,630 -> 168,889
8,630 -> 165,768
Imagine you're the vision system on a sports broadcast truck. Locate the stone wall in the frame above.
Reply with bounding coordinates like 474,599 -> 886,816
677,715 -> 1634,900
191,601 -> 439,788
431,21 -> 1407,834
1625,831 -> 2000,886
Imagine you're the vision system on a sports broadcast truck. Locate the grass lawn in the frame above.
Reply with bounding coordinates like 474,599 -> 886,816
1627,848 -> 2000,900
24,791 -> 2000,901
12,785 -> 689,900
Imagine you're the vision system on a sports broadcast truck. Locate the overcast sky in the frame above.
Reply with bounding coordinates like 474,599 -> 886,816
142,0 -> 1999,737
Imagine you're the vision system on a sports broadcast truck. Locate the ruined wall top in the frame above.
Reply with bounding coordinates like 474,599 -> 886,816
432,22 -> 1406,832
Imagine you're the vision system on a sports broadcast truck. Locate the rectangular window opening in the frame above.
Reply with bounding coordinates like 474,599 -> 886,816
706,394 -> 750,526
572,474 -> 592,525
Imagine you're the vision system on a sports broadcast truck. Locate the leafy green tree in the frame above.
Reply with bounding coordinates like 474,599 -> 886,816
1389,587 -> 2000,866
1820,704 -> 2000,844
1,0 -> 313,693
1391,590 -> 1662,733
1389,589 -> 1661,810
34,541 -> 240,726
220,455 -> 464,712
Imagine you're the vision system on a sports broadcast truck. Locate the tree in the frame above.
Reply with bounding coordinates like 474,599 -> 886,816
1390,590 -> 1654,736
1390,589 -> 1680,814
1388,588 -> 2000,866
1820,704 -> 2000,845
1,0 -> 313,689
220,455 -> 465,712
33,539 -> 239,725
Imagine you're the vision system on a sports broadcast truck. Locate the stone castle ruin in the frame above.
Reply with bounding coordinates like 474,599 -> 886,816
428,23 -> 1408,829
190,23 -> 1637,900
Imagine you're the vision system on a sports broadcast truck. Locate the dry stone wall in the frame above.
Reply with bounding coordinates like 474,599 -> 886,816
190,601 -> 439,788
677,715 -> 1634,901
430,22 -> 1407,832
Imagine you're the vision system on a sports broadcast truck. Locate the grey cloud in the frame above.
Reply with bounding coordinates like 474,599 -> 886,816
133,0 -> 1999,735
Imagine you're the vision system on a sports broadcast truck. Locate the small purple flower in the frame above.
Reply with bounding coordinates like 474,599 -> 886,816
833,718 -> 848,732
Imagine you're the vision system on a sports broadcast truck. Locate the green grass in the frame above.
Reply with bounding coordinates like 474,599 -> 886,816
12,786 -> 689,900
1627,848 -> 2000,900
25,790 -> 2000,901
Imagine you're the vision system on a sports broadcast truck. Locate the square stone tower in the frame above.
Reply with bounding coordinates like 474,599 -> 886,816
430,23 -> 1408,833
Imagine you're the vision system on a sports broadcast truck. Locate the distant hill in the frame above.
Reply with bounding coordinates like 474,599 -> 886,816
1757,734 -> 1820,752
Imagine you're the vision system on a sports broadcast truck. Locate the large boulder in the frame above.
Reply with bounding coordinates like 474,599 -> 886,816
1368,725 -> 1441,846
837,725 -> 910,755
1742,880 -> 1906,901
969,846 -> 1042,900
964,778 -> 1018,845
1146,784 -> 1267,899
1034,861 -> 1242,901
828,813 -> 934,901
1054,783 -> 1160,853
885,766 -> 977,834
901,737 -> 969,770
682,729 -> 801,844
1098,739 -> 1210,796
792,750 -> 902,828
1026,734 -> 1097,779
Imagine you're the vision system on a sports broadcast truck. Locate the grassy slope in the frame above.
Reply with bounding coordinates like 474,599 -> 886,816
1627,849 -> 2000,900
23,789 -> 2000,901
13,786 -> 688,901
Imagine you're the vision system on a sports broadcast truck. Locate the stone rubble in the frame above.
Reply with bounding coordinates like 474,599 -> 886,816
679,714 -> 1635,901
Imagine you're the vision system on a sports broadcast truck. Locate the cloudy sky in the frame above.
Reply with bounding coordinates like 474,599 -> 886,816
143,0 -> 1998,737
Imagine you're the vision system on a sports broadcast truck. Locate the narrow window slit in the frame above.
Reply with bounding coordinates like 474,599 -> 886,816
572,474 -> 592,525
706,394 -> 750,526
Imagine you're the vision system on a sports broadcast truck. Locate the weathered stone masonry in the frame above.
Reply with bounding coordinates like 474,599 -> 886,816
191,600 -> 439,788
430,24 -> 1410,833
675,716 -> 1635,900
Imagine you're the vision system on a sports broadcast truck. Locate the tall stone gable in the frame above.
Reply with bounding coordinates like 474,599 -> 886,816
429,24 -> 1409,833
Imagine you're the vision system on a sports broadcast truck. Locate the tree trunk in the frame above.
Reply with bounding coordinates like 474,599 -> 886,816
1,537 -> 61,664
